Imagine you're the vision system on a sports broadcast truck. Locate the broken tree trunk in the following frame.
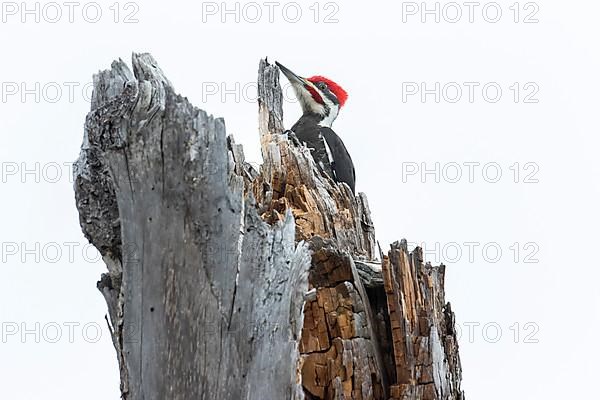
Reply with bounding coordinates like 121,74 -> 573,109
73,54 -> 464,400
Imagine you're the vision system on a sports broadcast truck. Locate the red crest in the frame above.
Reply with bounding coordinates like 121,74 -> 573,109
307,76 -> 348,107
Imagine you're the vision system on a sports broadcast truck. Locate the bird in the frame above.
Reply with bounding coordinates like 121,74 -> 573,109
275,61 -> 356,194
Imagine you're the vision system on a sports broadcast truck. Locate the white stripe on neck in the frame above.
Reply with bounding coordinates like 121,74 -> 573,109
318,103 -> 338,127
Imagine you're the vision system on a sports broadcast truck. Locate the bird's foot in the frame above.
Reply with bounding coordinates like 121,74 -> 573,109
283,130 -> 302,147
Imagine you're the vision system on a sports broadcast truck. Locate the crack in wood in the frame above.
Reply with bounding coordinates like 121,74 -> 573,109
73,54 -> 464,400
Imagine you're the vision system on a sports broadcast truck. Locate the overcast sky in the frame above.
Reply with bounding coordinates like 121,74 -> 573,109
1,0 -> 599,398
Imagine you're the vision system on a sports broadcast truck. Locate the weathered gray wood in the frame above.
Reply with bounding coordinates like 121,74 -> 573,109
75,53 -> 310,400
74,54 -> 463,400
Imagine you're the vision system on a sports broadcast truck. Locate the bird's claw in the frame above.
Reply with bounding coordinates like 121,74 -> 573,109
283,130 -> 302,147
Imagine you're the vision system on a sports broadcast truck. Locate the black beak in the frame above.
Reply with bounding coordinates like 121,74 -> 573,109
275,61 -> 306,85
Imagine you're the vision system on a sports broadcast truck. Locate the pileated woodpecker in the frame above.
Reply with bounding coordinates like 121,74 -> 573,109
275,61 -> 356,194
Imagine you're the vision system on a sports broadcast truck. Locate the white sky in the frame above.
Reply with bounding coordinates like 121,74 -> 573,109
1,0 -> 599,398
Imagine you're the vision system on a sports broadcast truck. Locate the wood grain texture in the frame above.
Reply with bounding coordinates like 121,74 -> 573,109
249,59 -> 377,261
383,241 -> 464,400
299,238 -> 387,399
75,54 -> 310,400
74,54 -> 464,400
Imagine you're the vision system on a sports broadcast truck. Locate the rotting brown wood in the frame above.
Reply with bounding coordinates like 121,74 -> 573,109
383,241 -> 464,400
249,59 -> 377,260
299,238 -> 387,400
74,54 -> 463,400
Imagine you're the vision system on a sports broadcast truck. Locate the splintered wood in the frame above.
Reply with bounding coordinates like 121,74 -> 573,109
248,61 -> 462,400
249,59 -> 377,260
75,54 -> 463,400
299,240 -> 385,400
247,59 -> 464,400
383,241 -> 464,400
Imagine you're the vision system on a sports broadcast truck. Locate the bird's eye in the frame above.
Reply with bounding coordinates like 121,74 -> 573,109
318,82 -> 327,90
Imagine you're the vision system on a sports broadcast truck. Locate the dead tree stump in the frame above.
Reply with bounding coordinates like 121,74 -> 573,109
73,54 -> 464,400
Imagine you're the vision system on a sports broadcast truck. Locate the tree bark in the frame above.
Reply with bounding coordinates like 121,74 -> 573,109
74,54 -> 464,400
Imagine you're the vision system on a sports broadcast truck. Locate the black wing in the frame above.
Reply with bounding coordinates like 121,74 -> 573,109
320,127 -> 356,194
291,116 -> 335,180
